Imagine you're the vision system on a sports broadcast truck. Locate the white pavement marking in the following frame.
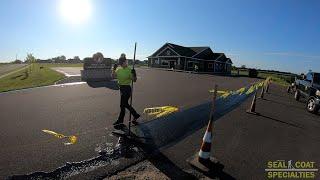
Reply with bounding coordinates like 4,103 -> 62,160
54,69 -> 81,77
52,82 -> 86,87
0,81 -> 87,95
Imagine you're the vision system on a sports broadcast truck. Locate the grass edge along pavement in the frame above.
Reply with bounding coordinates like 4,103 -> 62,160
0,64 -> 65,93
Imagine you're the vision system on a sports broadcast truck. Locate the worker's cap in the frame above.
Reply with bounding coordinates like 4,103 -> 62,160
118,53 -> 127,65
120,53 -> 126,59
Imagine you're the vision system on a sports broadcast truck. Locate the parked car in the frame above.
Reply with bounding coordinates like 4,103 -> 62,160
293,72 -> 320,113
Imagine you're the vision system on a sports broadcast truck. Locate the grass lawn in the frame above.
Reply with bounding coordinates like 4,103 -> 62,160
231,69 -> 292,86
231,70 -> 249,76
258,72 -> 293,86
0,64 -> 65,92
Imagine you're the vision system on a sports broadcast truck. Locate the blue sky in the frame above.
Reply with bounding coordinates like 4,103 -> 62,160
0,0 -> 319,73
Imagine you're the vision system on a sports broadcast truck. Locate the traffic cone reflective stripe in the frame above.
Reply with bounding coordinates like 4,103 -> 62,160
203,131 -> 212,143
198,120 -> 213,162
199,150 -> 210,159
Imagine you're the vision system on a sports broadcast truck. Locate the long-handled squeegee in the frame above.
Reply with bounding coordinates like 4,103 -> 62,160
128,42 -> 137,136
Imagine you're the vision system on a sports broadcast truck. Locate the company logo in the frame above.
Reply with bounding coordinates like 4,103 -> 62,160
265,160 -> 318,179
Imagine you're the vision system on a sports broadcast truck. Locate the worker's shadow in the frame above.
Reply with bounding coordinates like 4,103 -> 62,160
86,80 -> 119,90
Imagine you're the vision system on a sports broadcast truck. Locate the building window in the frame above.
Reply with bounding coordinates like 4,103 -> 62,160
155,59 -> 160,64
208,63 -> 214,69
187,61 -> 194,68
162,60 -> 169,66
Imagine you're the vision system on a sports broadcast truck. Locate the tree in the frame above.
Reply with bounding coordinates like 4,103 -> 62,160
74,56 -> 80,61
59,55 -> 66,61
25,53 -> 35,63
25,53 -> 36,72
12,59 -> 22,64
240,65 -> 246,69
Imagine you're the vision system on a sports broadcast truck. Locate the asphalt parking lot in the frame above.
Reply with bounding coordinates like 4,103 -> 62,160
102,84 -> 320,179
154,84 -> 320,179
0,68 -> 258,178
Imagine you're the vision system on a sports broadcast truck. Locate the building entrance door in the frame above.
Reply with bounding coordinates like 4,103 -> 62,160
169,61 -> 175,69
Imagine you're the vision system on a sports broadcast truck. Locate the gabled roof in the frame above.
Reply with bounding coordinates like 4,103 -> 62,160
149,43 -> 232,64
166,43 -> 198,57
150,43 -> 208,57
226,58 -> 233,64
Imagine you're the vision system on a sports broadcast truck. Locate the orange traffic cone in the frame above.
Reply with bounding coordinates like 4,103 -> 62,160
188,115 -> 219,172
198,119 -> 213,164
287,85 -> 291,93
247,90 -> 259,115
265,81 -> 270,93
188,85 -> 219,172
259,86 -> 265,99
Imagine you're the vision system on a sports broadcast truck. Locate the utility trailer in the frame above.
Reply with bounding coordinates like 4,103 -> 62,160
81,57 -> 113,81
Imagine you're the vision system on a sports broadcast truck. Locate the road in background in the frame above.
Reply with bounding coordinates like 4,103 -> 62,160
0,68 -> 257,178
0,64 -> 26,78
51,67 -> 82,77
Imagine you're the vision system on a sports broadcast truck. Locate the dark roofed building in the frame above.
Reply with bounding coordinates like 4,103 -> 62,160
147,43 -> 232,74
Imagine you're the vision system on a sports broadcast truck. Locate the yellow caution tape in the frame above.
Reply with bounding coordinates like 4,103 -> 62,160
42,129 -> 77,145
209,90 -> 229,94
65,136 -> 77,145
221,92 -> 231,98
258,81 -> 264,87
209,78 -> 272,97
245,84 -> 256,95
42,129 -> 66,138
236,87 -> 246,94
143,106 -> 179,118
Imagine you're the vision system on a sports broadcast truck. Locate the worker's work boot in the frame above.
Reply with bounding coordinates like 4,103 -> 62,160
131,114 -> 140,125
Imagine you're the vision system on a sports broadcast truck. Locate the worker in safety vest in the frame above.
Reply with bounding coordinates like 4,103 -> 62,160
111,53 -> 140,129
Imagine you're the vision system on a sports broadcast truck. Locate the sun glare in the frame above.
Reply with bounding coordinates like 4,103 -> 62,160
59,0 -> 92,25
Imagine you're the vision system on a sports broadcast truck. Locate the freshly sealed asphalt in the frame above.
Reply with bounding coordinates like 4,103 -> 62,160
0,68 -> 258,179
159,84 -> 320,179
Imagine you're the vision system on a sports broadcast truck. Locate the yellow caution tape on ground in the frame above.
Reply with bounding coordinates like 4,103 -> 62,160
209,90 -> 229,94
65,136 -> 77,145
143,106 -> 179,118
42,129 -> 66,138
221,92 -> 231,98
236,87 -> 246,94
42,129 -> 77,145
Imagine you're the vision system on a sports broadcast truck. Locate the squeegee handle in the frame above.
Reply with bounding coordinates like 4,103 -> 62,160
128,42 -> 137,135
